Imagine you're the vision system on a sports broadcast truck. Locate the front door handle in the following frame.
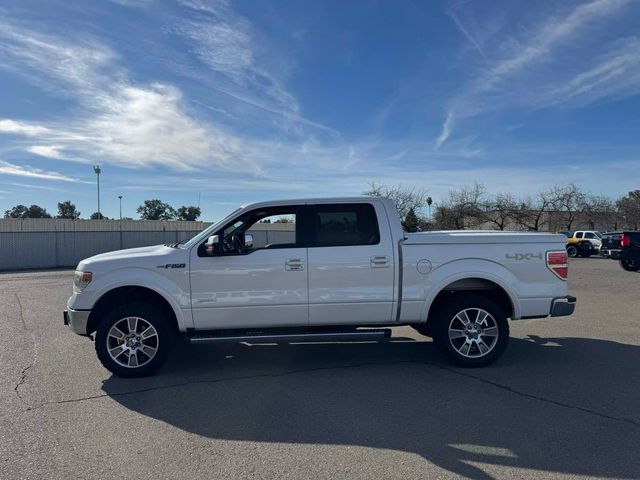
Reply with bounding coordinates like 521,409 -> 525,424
285,259 -> 304,271
370,255 -> 389,268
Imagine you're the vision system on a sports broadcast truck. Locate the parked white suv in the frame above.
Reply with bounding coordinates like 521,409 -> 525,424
570,230 -> 603,249
65,197 -> 576,377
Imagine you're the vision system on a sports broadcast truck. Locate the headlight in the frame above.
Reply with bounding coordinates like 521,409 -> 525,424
73,271 -> 92,292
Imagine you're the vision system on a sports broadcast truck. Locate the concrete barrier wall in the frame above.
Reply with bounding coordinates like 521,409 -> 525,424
0,219 -> 296,271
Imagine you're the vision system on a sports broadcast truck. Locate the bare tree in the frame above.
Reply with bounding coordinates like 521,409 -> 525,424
364,183 -> 430,219
513,190 -> 554,231
436,182 -> 486,229
582,195 -> 617,230
549,184 -> 586,231
483,193 -> 518,230
617,190 -> 640,230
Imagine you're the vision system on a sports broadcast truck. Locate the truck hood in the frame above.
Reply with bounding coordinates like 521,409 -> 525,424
77,244 -> 186,272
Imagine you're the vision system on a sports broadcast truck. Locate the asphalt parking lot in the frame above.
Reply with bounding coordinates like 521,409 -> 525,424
1,258 -> 639,480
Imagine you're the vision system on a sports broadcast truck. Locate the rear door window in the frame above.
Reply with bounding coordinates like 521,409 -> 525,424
309,204 -> 380,247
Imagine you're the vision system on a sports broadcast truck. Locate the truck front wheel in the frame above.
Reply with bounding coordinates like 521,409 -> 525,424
432,295 -> 509,367
95,302 -> 174,377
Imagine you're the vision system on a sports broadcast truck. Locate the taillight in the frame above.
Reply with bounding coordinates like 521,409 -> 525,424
547,251 -> 568,280
621,234 -> 630,248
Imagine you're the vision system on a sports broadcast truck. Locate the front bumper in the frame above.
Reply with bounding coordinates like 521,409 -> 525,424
63,308 -> 91,335
550,295 -> 576,317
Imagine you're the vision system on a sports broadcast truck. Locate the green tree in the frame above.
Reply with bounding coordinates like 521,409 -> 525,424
403,208 -> 419,232
137,199 -> 176,220
57,200 -> 80,219
90,212 -> 108,220
4,204 -> 29,218
4,204 -> 51,218
176,206 -> 201,221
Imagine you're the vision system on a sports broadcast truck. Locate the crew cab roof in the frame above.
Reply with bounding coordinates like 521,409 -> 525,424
239,196 -> 394,210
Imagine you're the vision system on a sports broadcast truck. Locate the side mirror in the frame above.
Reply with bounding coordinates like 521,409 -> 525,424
244,233 -> 254,249
206,234 -> 219,246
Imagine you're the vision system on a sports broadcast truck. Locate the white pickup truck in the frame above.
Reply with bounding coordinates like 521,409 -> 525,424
65,197 -> 576,377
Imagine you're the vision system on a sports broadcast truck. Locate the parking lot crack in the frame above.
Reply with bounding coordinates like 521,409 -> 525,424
434,364 -> 640,428
28,358 -> 640,428
13,293 -> 38,411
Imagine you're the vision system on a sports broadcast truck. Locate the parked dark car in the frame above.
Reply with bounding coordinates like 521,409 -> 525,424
599,231 -> 623,259
619,231 -> 640,272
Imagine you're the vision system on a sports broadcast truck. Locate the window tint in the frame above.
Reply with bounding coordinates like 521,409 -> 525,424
311,204 -> 380,247
584,232 -> 595,239
575,232 -> 583,238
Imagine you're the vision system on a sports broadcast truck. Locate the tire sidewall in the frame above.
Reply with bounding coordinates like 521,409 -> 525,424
567,246 -> 578,257
620,258 -> 640,272
433,294 -> 509,367
95,302 -> 172,377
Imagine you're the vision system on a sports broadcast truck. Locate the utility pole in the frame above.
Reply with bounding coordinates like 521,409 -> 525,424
93,165 -> 102,218
118,195 -> 123,220
427,196 -> 433,222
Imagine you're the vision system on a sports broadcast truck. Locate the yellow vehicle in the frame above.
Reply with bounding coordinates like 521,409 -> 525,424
559,232 -> 596,258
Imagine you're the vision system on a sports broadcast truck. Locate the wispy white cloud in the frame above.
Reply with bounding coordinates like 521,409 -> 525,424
435,111 -> 455,150
0,21 -> 118,95
87,84 -> 240,170
26,145 -> 66,159
447,10 -> 486,58
437,0 -> 633,147
0,119 -> 50,136
0,160 -> 77,182
0,21 -> 248,172
172,0 -> 337,135
539,36 -> 640,106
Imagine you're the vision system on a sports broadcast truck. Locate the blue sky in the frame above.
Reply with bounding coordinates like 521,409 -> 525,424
1,0 -> 639,220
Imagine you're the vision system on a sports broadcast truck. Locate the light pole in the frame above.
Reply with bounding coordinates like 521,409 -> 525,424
427,196 -> 433,222
93,165 -> 101,218
118,195 -> 123,220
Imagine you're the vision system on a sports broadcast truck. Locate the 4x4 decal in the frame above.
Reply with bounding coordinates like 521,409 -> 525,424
505,253 -> 543,261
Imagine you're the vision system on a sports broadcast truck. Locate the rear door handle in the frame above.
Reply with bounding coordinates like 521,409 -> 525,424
286,259 -> 304,271
370,255 -> 389,268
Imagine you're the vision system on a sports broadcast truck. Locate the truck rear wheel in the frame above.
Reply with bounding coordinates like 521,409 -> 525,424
620,258 -> 640,272
566,245 -> 578,257
432,294 -> 509,367
95,302 -> 173,377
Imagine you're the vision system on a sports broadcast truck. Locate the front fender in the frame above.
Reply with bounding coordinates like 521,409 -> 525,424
420,258 -> 522,322
68,267 -> 192,331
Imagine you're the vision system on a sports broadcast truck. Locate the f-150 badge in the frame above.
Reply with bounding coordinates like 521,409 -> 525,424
156,263 -> 186,269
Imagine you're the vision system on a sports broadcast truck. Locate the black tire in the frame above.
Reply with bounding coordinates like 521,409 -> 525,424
620,258 -> 640,272
432,294 -> 509,367
566,245 -> 578,257
95,302 -> 174,377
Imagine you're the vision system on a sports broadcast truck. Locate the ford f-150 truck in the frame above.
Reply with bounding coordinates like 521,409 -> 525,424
65,197 -> 576,377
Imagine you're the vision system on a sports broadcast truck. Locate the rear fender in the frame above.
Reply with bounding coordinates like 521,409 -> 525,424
420,259 -> 521,322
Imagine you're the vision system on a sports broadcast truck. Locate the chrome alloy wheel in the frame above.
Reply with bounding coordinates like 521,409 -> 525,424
106,317 -> 159,368
448,308 -> 499,358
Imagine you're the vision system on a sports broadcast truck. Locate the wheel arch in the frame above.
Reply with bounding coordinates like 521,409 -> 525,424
420,272 -> 518,335
87,285 -> 181,335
